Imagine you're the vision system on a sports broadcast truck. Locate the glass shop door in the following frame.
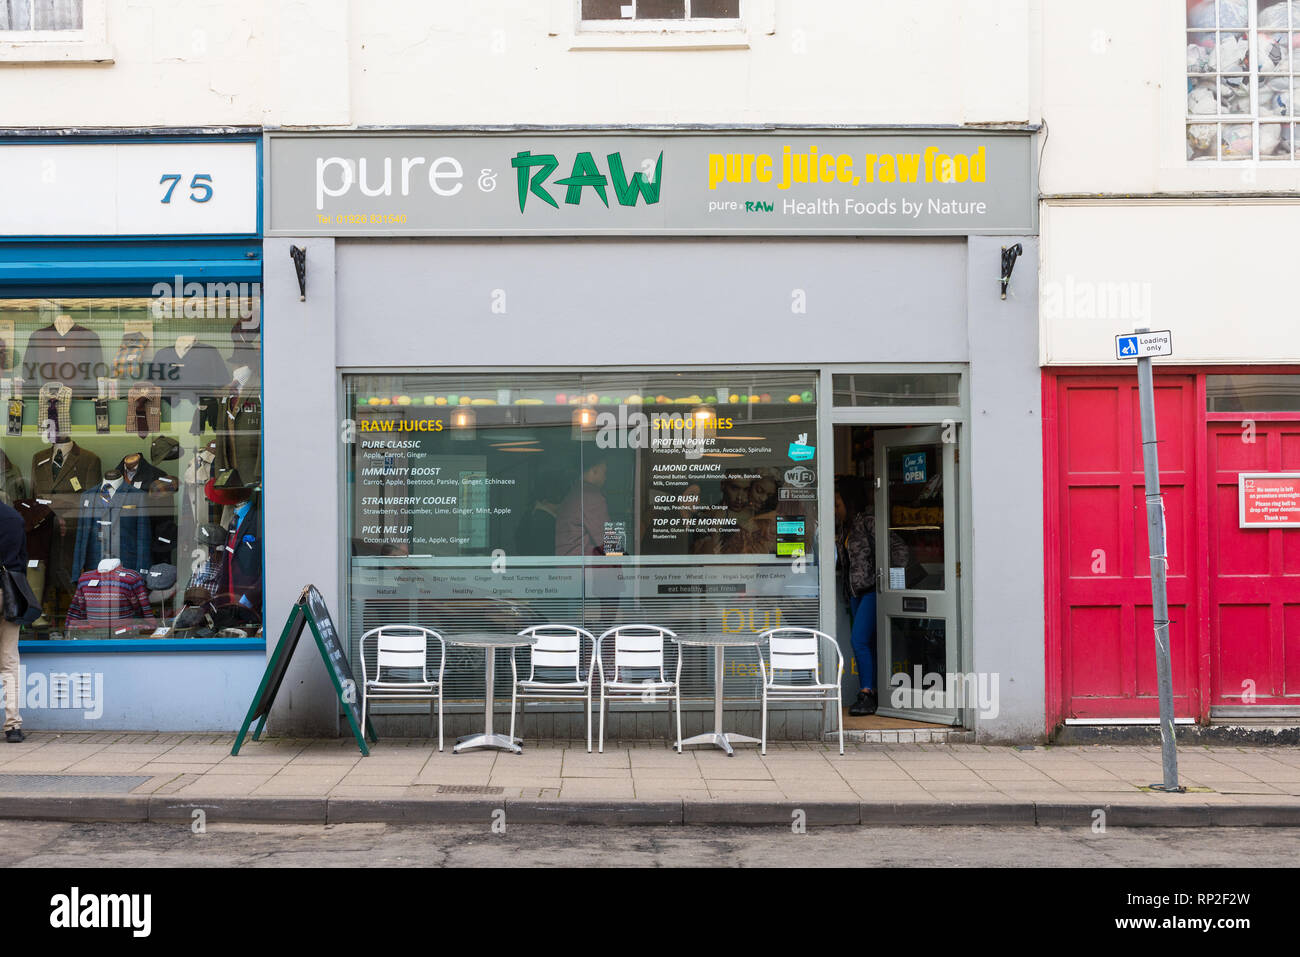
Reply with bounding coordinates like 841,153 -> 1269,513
873,426 -> 961,724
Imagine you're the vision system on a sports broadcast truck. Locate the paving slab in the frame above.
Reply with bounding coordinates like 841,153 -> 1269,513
0,734 -> 1296,827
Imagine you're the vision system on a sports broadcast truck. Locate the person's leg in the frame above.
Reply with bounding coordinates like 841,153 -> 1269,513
849,593 -> 873,692
0,618 -> 20,732
859,591 -> 878,692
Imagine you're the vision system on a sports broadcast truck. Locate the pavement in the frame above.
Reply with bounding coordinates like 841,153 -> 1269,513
0,732 -> 1299,827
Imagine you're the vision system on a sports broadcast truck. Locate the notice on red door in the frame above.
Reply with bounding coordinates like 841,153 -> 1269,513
1240,473 -> 1300,527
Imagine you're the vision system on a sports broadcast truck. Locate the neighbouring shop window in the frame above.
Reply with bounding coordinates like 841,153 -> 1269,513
0,0 -> 82,31
1186,0 -> 1300,161
344,371 -> 819,701
581,0 -> 739,22
831,373 -> 960,407
0,291 -> 263,641
1207,373 -> 1300,411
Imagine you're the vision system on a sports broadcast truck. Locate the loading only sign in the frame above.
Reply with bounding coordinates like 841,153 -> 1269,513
1116,330 -> 1173,359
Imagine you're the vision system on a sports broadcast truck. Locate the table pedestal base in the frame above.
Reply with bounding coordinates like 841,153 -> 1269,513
454,733 -> 523,754
676,731 -> 760,756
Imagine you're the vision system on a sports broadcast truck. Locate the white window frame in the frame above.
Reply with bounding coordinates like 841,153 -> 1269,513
1185,0 -> 1297,164
0,0 -> 112,63
554,0 -> 774,50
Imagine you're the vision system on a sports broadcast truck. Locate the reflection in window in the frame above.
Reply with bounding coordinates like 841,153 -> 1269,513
0,0 -> 83,31
885,443 -> 943,590
581,0 -> 739,20
1207,373 -> 1300,411
344,371 -> 820,703
832,373 -> 960,407
0,294 -> 263,640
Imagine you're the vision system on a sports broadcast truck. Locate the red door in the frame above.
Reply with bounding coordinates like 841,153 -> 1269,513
1207,420 -> 1300,707
1054,375 -> 1199,719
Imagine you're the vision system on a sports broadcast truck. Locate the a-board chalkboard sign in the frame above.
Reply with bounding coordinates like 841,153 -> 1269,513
232,584 -> 375,756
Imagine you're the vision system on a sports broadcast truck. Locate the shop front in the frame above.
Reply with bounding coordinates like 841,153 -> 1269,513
0,132 -> 266,730
262,129 -> 1045,743
1042,203 -> 1300,732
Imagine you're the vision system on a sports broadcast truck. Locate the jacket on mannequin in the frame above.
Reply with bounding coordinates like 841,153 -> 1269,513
70,480 -> 152,577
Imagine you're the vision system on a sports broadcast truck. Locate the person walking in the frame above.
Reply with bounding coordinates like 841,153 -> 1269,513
0,499 -> 27,742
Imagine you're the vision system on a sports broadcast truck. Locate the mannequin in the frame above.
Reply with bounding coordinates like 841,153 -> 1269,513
205,367 -> 261,481
53,314 -> 74,337
71,467 -> 149,577
175,335 -> 197,358
120,454 -> 142,485
32,440 -> 103,617
65,554 -> 156,631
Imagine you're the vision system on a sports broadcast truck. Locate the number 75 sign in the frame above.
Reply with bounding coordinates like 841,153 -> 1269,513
0,141 -> 256,236
159,173 -> 214,204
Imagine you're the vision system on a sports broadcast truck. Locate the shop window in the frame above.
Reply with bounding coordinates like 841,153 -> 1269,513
344,371 -> 819,703
1186,0 -> 1300,161
0,291 -> 263,642
580,0 -> 740,25
1207,373 -> 1300,411
0,0 -> 82,30
831,373 -> 960,407
0,0 -> 110,63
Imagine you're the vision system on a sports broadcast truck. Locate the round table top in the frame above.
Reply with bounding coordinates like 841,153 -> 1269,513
447,633 -> 539,648
672,633 -> 763,648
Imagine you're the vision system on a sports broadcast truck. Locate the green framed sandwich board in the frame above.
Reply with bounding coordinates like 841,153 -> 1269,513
232,584 -> 375,756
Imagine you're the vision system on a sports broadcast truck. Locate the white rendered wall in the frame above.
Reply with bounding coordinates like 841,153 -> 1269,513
4,0 -> 1033,130
1039,0 -> 1300,195
1040,202 -> 1300,365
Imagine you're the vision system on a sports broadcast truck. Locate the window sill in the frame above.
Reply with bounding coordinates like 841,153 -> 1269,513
568,30 -> 750,51
19,638 -> 265,653
0,41 -> 114,63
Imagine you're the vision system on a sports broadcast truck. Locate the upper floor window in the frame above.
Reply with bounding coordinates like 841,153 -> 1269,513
580,0 -> 740,28
0,0 -> 83,32
1187,0 -> 1300,161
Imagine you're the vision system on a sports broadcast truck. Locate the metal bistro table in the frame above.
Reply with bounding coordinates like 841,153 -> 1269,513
450,632 -> 537,755
674,634 -> 762,757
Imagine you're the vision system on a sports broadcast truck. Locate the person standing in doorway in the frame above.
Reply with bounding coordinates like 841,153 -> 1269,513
0,500 -> 27,742
555,456 -> 611,556
835,475 -> 907,716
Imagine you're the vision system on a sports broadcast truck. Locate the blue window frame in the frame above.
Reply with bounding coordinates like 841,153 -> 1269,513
0,135 -> 264,653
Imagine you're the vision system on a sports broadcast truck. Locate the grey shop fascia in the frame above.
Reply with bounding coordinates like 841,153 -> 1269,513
260,128 -> 1045,742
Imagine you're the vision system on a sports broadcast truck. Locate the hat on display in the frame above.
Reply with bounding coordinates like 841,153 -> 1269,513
183,586 -> 213,606
149,585 -> 177,605
150,435 -> 180,463
197,523 -> 228,547
146,563 -> 177,591
205,468 -> 254,505
149,476 -> 179,497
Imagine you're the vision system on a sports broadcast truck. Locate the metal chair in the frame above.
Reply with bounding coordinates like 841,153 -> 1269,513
359,625 -> 446,751
510,625 -> 597,753
756,627 -> 844,755
595,624 -> 681,753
